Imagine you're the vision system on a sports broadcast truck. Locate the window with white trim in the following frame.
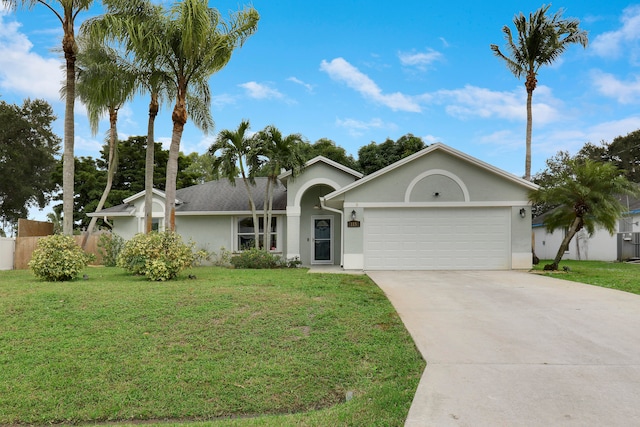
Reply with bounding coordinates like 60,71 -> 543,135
236,216 -> 279,251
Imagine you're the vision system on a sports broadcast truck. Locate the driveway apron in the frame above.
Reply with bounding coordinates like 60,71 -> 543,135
368,270 -> 640,427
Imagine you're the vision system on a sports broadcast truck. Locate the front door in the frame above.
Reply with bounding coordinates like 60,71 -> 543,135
312,216 -> 333,264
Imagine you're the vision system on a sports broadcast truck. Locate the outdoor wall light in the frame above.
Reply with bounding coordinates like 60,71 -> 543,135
519,208 -> 526,218
351,210 -> 357,221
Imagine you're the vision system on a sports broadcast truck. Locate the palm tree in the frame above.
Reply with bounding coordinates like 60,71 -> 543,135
75,37 -> 136,247
530,158 -> 639,271
254,126 -> 305,251
210,120 -> 261,249
491,5 -> 588,181
2,0 -> 95,235
82,0 -> 172,234
46,206 -> 63,234
145,0 -> 259,231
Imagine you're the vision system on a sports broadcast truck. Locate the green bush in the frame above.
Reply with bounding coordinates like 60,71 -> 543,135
212,247 -> 233,267
29,235 -> 93,281
230,248 -> 302,269
117,231 -> 194,281
97,233 -> 125,267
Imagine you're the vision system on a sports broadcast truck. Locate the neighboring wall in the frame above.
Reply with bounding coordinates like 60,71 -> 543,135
0,237 -> 15,270
533,227 -> 617,261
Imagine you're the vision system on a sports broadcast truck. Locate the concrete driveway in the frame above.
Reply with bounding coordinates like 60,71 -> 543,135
368,270 -> 640,427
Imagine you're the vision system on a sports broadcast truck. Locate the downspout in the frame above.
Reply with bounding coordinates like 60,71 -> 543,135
319,196 -> 344,267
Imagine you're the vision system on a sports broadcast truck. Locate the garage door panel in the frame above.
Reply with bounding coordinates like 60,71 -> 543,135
364,208 -> 510,270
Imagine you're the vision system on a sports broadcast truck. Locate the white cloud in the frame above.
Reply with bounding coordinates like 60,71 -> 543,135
287,76 -> 314,92
435,85 -> 561,125
398,48 -> 443,71
335,117 -> 396,137
319,57 -> 421,113
591,5 -> 640,62
239,81 -> 284,100
422,134 -> 442,144
590,69 -> 640,104
211,93 -> 237,108
0,14 -> 62,101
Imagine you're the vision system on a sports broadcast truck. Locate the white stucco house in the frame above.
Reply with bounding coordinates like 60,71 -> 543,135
533,194 -> 640,262
89,143 -> 537,270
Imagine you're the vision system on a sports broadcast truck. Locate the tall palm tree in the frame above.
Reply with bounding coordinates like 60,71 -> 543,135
210,120 -> 261,249
254,126 -> 305,251
491,5 -> 588,181
530,158 -> 639,270
75,38 -> 136,247
82,0 -> 172,233
146,0 -> 259,231
2,0 -> 95,235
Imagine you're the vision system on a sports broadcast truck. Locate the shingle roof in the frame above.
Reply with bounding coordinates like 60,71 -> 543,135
89,178 -> 286,217
175,177 -> 286,212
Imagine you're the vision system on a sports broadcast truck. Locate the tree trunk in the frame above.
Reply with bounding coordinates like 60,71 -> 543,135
166,95 -> 187,232
266,177 -> 274,251
144,93 -> 158,233
62,26 -> 76,235
82,108 -> 118,249
548,216 -> 583,270
263,177 -> 270,250
525,87 -> 533,181
240,174 -> 259,249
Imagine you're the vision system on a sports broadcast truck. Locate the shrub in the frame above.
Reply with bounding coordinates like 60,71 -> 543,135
97,233 -> 125,267
29,235 -> 93,281
211,247 -> 233,267
231,248 -> 292,269
117,231 -> 194,281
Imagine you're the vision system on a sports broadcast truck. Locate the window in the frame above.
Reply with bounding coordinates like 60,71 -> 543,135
236,216 -> 278,251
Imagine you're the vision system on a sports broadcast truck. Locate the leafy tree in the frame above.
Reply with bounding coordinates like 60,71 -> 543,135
0,99 -> 60,232
210,120 -> 261,249
142,0 -> 259,231
491,4 -> 588,181
299,138 -> 359,170
75,37 -> 137,246
598,130 -> 640,183
530,158 -> 638,270
183,152 -> 216,184
357,133 -> 426,175
254,125 -> 305,250
2,0 -> 95,235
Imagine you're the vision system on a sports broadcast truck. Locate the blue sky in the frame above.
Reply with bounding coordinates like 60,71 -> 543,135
1,1 -> 640,190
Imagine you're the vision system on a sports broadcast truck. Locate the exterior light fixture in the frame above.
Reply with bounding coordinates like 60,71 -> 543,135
351,210 -> 357,221
519,208 -> 526,218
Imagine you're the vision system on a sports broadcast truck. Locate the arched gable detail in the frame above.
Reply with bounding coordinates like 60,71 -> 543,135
404,169 -> 470,202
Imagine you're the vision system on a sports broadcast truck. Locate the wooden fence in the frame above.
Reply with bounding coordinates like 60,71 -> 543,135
13,234 -> 104,270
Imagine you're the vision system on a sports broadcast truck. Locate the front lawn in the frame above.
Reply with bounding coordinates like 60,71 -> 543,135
0,267 -> 424,426
532,259 -> 640,295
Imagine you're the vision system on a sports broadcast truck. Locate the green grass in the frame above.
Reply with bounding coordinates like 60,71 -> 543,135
532,259 -> 640,295
0,267 -> 424,426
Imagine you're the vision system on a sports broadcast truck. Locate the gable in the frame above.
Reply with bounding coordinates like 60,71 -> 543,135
324,143 -> 536,207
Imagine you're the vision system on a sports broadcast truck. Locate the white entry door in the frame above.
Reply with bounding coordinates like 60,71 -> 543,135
312,216 -> 333,264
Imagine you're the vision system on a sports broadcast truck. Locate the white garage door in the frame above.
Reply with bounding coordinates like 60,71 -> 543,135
364,207 -> 511,270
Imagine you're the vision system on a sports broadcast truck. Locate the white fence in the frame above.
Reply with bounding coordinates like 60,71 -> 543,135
0,237 -> 15,270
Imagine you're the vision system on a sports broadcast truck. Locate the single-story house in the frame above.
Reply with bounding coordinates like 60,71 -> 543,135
90,143 -> 537,270
533,194 -> 640,262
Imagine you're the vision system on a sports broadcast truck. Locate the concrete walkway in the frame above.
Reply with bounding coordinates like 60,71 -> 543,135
368,270 -> 640,427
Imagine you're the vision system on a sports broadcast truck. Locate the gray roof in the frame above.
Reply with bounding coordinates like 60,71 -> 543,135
175,177 -> 286,212
92,178 -> 286,216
